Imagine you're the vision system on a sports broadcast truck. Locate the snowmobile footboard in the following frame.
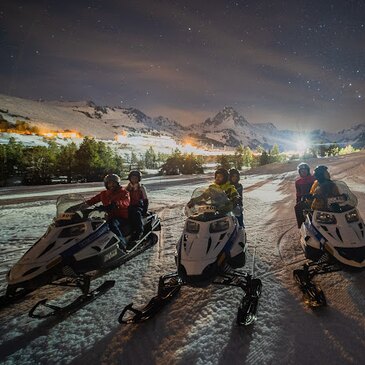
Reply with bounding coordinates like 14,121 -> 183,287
28,280 -> 115,319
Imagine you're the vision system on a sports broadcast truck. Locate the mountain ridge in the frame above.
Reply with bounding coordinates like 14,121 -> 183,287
1,93 -> 364,150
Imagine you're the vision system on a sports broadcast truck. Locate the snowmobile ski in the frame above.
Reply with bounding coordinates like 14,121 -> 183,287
237,278 -> 262,326
29,280 -> 115,319
118,274 -> 182,324
293,268 -> 326,307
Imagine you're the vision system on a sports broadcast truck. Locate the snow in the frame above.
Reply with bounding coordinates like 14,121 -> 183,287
0,152 -> 364,364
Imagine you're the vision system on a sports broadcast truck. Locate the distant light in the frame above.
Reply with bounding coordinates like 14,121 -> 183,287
295,140 -> 308,154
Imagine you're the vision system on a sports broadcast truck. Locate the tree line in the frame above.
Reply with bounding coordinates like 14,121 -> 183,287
0,136 -> 359,186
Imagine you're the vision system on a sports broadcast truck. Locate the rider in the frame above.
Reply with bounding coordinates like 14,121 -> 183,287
86,174 -> 130,251
310,165 -> 340,211
229,168 -> 245,227
126,170 -> 149,242
294,162 -> 316,228
295,162 -> 316,203
187,168 -> 240,213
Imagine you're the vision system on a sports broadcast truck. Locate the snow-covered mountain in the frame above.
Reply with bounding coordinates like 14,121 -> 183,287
1,94 -> 364,150
192,106 -> 365,150
0,94 -> 188,141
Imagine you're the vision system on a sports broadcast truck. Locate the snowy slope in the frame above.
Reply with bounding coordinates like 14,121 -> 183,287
0,152 -> 364,364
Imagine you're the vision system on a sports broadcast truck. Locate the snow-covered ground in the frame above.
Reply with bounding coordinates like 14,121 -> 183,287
0,152 -> 364,365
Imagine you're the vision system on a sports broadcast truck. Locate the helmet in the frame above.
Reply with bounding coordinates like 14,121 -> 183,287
314,165 -> 329,183
128,170 -> 141,182
104,173 -> 121,189
297,162 -> 310,175
215,168 -> 229,184
229,168 -> 240,180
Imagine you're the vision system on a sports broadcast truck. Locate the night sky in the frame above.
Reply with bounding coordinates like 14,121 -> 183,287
0,0 -> 364,131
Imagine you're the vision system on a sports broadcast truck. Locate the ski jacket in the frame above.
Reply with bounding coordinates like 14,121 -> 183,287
209,182 -> 240,204
126,183 -> 149,214
86,187 -> 130,219
231,182 -> 243,206
295,175 -> 316,203
310,180 -> 340,211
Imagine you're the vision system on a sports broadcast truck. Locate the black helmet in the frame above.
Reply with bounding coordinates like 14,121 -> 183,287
314,165 -> 329,183
215,168 -> 229,184
297,162 -> 310,175
229,168 -> 240,180
128,170 -> 141,182
104,173 -> 121,189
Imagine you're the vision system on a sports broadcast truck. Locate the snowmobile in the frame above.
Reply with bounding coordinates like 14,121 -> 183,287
0,193 -> 161,318
294,181 -> 365,307
119,186 -> 262,326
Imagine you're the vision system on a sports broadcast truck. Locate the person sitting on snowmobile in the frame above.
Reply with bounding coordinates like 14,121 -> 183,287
126,170 -> 149,242
81,174 -> 130,251
294,162 -> 316,228
310,165 -> 340,211
187,168 -> 240,214
295,162 -> 316,203
229,168 -> 245,227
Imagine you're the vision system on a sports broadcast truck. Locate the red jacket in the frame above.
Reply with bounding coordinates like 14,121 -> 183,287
295,175 -> 316,203
86,187 -> 130,219
126,183 -> 149,210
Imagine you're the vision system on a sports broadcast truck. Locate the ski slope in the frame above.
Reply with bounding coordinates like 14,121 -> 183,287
0,153 -> 364,365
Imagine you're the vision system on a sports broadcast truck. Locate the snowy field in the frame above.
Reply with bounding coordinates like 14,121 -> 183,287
0,153 -> 364,365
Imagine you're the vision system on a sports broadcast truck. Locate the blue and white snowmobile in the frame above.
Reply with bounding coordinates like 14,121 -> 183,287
119,186 -> 262,326
1,193 -> 161,317
294,181 -> 365,307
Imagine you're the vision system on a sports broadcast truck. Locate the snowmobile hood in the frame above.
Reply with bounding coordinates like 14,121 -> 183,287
7,220 -> 108,285
303,208 -> 365,268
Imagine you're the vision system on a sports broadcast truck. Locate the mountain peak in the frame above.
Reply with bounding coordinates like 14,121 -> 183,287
203,107 -> 250,129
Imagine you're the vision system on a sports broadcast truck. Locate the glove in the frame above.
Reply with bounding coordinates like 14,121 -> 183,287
97,202 -> 117,212
187,200 -> 195,208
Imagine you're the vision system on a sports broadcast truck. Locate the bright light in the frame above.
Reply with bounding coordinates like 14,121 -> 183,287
295,140 -> 308,154
115,130 -> 128,143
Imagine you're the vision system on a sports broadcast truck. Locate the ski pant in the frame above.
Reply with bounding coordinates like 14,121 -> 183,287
294,201 -> 308,228
108,218 -> 128,248
128,205 -> 144,236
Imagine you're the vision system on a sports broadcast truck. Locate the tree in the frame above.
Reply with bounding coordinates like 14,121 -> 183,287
216,155 -> 231,170
0,138 -> 25,186
21,146 -> 57,184
233,145 -> 244,170
57,142 -> 78,183
242,146 -> 253,167
180,153 -> 204,174
145,146 -> 157,169
259,150 -> 270,166
74,137 -> 123,181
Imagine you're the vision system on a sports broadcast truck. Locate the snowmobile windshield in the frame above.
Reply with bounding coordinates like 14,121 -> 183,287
186,186 -> 233,220
327,181 -> 358,212
316,180 -> 358,213
56,193 -> 87,217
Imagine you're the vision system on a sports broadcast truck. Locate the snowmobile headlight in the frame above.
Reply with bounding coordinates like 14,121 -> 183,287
315,212 -> 336,224
345,210 -> 359,223
210,219 -> 229,233
186,220 -> 200,233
